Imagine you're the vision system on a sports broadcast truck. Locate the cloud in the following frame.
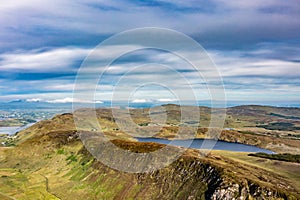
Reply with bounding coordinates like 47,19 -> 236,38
157,98 -> 178,102
46,97 -> 78,103
46,97 -> 103,104
131,98 -> 178,103
0,42 -> 299,102
0,47 -> 90,72
131,99 -> 152,103
0,0 -> 300,106
0,0 -> 299,51
25,98 -> 42,102
209,47 -> 300,79
95,100 -> 104,104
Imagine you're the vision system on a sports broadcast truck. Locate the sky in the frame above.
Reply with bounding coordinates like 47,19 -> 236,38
0,0 -> 300,105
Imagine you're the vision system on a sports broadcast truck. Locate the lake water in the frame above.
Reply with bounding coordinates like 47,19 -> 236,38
0,123 -> 36,135
136,137 -> 274,154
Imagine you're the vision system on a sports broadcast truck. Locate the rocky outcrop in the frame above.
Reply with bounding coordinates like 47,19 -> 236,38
77,140 -> 298,200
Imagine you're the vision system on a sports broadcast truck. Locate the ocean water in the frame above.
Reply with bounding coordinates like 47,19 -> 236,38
0,123 -> 36,135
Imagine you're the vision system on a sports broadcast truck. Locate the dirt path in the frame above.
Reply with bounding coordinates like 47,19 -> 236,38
41,174 -> 62,200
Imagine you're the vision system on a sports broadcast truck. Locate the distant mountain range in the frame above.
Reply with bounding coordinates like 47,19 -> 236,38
1,99 -> 299,111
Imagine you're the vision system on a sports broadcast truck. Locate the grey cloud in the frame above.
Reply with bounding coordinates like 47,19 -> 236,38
1,0 -> 300,51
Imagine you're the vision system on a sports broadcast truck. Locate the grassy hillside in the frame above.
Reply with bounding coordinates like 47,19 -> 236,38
249,153 -> 300,163
13,105 -> 300,154
0,105 -> 300,199
1,132 -> 299,199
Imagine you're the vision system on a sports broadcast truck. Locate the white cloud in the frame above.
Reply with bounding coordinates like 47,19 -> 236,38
209,50 -> 300,78
131,99 -> 152,103
157,98 -> 178,102
46,97 -> 103,104
0,47 -> 90,72
45,83 -> 75,91
46,97 -> 73,103
131,98 -> 178,103
25,98 -> 42,102
0,42 -> 299,103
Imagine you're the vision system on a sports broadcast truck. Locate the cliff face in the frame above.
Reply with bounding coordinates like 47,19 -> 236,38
85,146 -> 295,200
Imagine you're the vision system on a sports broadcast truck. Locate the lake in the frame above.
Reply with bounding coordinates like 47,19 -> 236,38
136,137 -> 274,154
0,123 -> 36,135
